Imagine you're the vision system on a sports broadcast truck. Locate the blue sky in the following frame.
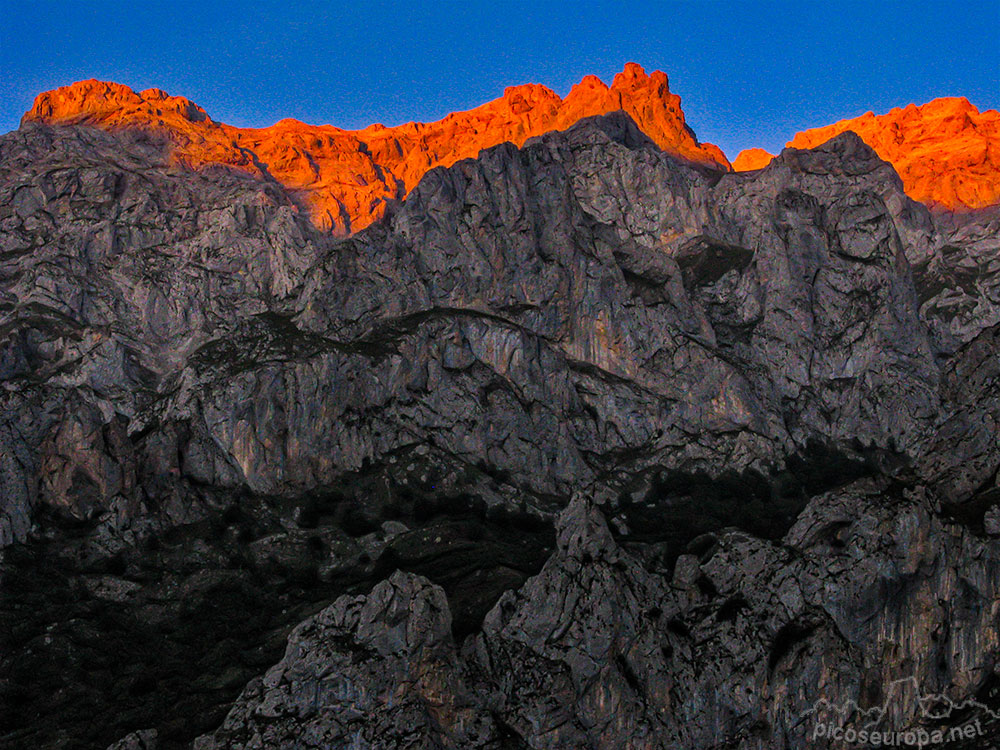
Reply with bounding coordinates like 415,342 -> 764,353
2,0 -> 998,158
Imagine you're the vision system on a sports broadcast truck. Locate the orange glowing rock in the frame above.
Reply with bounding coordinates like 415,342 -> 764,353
731,148 -> 775,171
23,64 -> 729,233
786,98 -> 1000,211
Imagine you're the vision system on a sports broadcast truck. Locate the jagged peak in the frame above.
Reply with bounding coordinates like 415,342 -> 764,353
789,96 -> 990,145
572,74 -> 610,94
500,82 -> 561,101
895,96 -> 978,118
611,61 -> 666,89
758,130 -> 883,167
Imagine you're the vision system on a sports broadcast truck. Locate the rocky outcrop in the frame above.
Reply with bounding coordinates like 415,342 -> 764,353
194,571 -> 499,749
3,106 -> 1000,748
788,98 -> 1000,211
167,122 -> 957,510
737,98 -> 1000,211
22,64 -> 729,233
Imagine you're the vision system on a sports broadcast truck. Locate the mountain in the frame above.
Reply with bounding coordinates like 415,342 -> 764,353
21,63 -> 729,234
734,97 -> 1000,211
3,79 -> 1000,748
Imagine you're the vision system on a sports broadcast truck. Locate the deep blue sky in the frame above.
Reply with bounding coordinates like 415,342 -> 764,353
2,1 -> 998,158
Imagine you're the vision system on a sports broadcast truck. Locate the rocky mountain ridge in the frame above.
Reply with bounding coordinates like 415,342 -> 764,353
21,63 -> 728,234
22,68 -> 1000,227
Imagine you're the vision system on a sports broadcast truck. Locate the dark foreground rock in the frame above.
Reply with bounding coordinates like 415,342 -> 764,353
191,489 -> 1000,749
0,111 -> 998,748
194,571 -> 498,749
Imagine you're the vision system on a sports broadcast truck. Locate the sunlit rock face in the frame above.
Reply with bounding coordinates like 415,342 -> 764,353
21,63 -> 728,234
3,99 -> 1000,748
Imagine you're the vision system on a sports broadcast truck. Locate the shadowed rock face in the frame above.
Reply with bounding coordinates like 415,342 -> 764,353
1,110 -> 1000,749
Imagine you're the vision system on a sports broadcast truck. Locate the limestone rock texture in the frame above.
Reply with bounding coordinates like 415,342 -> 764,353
1,104 -> 1000,749
22,64 -> 728,234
